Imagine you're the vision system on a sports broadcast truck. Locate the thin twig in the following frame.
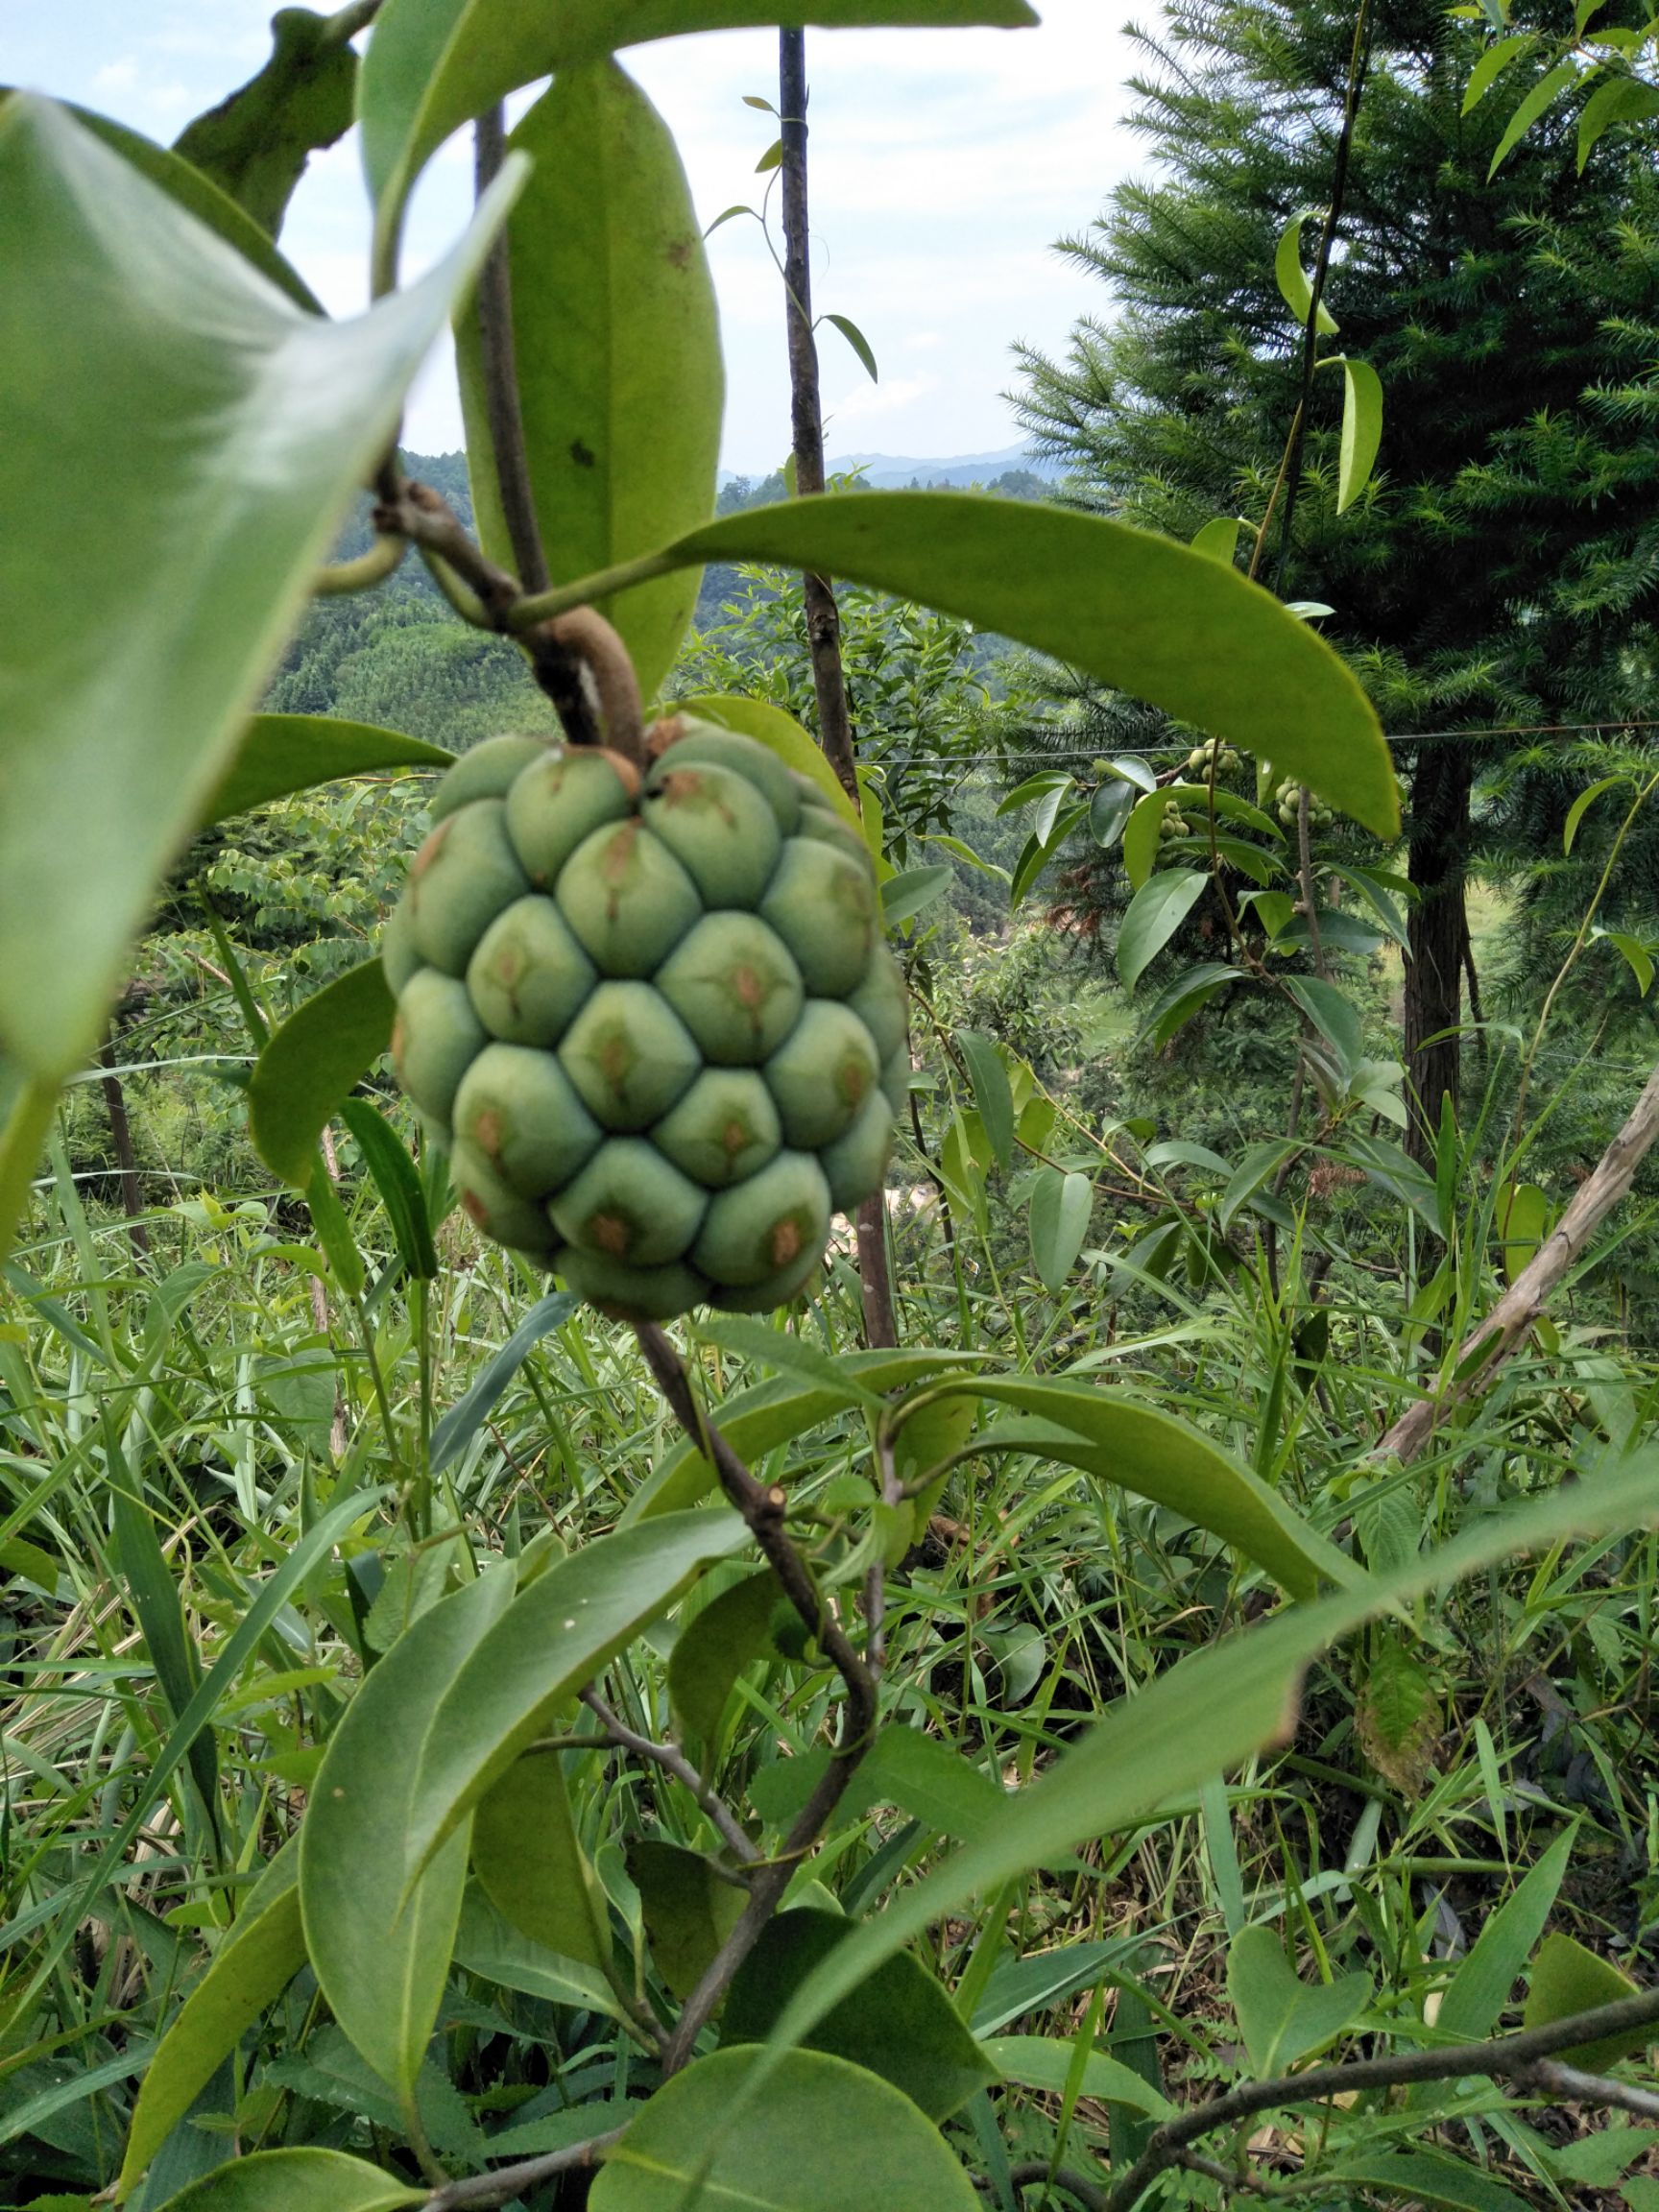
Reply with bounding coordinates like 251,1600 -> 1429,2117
1100,1984 -> 1659,2212
634,1321 -> 880,2072
1373,1057 -> 1659,1465
1516,2056 -> 1659,2120
579,1686 -> 758,1864
420,2126 -> 625,2212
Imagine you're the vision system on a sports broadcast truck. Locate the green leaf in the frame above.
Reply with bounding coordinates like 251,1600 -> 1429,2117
202,715 -> 453,826
1488,60 -> 1580,176
1028,1168 -> 1094,1294
339,1097 -> 438,1281
474,1751 -> 613,1969
0,96 -> 520,1083
0,1068 -> 57,1267
1320,2152 -> 1534,2212
621,1350 -> 990,1522
455,63 -> 720,701
650,495 -> 1396,833
1596,926 -> 1655,998
825,311 -> 878,382
172,9 -> 358,236
1334,355 -> 1383,513
1432,1829 -> 1574,2049
1577,73 -> 1659,166
404,1511 -> 751,1884
1499,1181 -> 1551,1285
1137,962 -> 1244,1050
248,962 -> 396,1187
721,1911 -> 997,2122
1121,790 -> 1172,892
120,1856 -> 306,2193
1523,1931 -> 1647,2066
159,2153 -> 421,2212
1286,975 -> 1363,1078
669,1568 -> 785,1752
984,2036 -> 1172,2116
428,1291 -> 580,1475
0,91 -> 322,309
108,1425 -> 217,1819
1089,780 -> 1136,847
301,1569 -> 517,2099
961,1377 -> 1358,1599
955,1032 -> 1014,1171
361,0 -> 1038,272
1462,32 -> 1535,113
589,2045 -> 981,2210
1275,211 -> 1339,335
453,1887 -> 630,2021
733,1453 -> 1659,2143
1118,871 -> 1209,989
1190,514 -> 1245,565
630,1839 -> 747,1999
1226,1925 -> 1372,2074
852,1726 -> 1006,1841
1564,772 -> 1626,854
883,865 -> 954,926
1218,1139 -> 1299,1232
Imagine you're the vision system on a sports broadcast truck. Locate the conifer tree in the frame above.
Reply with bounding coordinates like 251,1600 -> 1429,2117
1016,0 -> 1659,1153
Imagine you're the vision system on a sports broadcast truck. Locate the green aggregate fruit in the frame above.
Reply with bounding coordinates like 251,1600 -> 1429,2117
407,800 -> 530,976
383,719 -> 904,1321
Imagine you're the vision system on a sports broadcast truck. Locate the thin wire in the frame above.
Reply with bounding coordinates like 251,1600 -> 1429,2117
873,717 -> 1659,771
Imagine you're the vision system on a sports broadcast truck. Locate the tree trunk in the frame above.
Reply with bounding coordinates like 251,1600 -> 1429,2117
1403,744 -> 1473,1167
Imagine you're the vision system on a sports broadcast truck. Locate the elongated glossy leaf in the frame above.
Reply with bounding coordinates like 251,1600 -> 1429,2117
249,962 -> 396,1185
825,310 -> 878,381
883,864 -> 954,926
1577,73 -> 1659,167
301,1568 -> 517,2098
405,1510 -> 751,1882
1334,356 -> 1383,513
1227,1926 -> 1372,2073
428,1290 -> 579,1474
1522,1931 -> 1647,2066
955,1032 -> 1013,1170
1431,1829 -> 1573,2050
109,1431 -> 217,1818
160,2150 -> 422,2212
0,92 -> 321,309
454,1887 -> 630,2020
963,1377 -> 1357,1599
0,96 -> 520,1082
0,1066 -> 57,1266
203,715 -> 453,826
1028,1168 -> 1093,1294
722,1910 -> 996,2121
1121,790 -> 1172,892
339,1096 -> 439,1280
173,10 -> 357,236
1138,961 -> 1243,1050
1489,59 -> 1580,176
1118,870 -> 1209,989
600,495 -> 1398,832
1462,31 -> 1534,112
733,1454 -> 1659,2142
589,2045 -> 981,2210
474,1751 -> 612,1968
455,63 -> 720,700
121,1857 -> 306,2192
986,2036 -> 1172,2116
361,0 -> 1039,266
621,1349 -> 991,1522
1563,772 -> 1625,854
1275,211 -> 1339,336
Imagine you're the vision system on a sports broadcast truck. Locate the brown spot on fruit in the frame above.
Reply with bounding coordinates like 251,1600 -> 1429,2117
410,817 -> 451,881
473,1108 -> 503,1160
771,1216 -> 804,1267
666,235 -> 693,269
461,1188 -> 489,1227
722,1118 -> 747,1159
591,1211 -> 630,1257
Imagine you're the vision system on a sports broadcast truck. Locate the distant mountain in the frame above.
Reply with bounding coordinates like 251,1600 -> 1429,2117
718,444 -> 1064,492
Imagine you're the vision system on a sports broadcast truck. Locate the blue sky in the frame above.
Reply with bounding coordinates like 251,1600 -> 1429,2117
16,3 -> 1143,469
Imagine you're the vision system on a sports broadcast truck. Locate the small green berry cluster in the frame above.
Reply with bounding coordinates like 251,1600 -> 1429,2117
1184,735 -> 1241,781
